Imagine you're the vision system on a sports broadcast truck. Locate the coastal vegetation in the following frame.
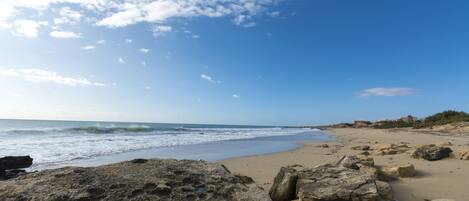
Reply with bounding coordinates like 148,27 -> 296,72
333,110 -> 469,129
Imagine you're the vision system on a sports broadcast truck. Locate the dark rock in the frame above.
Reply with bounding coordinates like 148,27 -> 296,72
0,159 -> 271,201
130,158 -> 148,164
0,156 -> 33,171
0,169 -> 27,180
412,144 -> 453,161
269,166 -> 298,201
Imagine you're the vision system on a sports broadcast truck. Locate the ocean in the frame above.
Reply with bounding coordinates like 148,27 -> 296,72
0,119 -> 331,170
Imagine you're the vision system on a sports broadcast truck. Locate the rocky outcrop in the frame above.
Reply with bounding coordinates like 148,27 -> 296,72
0,156 -> 33,180
412,144 -> 453,161
0,158 -> 271,201
377,164 -> 416,181
373,143 -> 411,155
269,159 -> 394,201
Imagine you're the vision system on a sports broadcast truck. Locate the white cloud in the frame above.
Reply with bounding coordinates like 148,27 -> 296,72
118,58 -> 125,64
359,87 -> 416,97
82,45 -> 96,50
97,39 -> 105,44
2,0 -> 280,37
0,68 -> 105,87
95,0 -> 274,28
12,20 -> 47,38
50,31 -> 81,39
232,94 -> 239,99
125,38 -> 132,43
144,86 -> 152,90
152,25 -> 172,37
139,48 -> 150,53
54,7 -> 82,25
0,1 -> 16,29
200,74 -> 220,83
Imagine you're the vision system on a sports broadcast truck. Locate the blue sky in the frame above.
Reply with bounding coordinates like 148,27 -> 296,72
0,0 -> 468,125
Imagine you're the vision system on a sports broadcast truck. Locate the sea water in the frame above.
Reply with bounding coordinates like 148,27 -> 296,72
0,119 -> 331,170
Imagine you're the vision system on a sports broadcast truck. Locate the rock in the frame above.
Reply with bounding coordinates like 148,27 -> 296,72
317,144 -> 330,148
0,169 -> 28,180
0,159 -> 271,201
453,149 -> 469,160
0,156 -> 33,171
269,167 -> 298,201
296,164 -> 394,201
360,151 -> 371,156
439,142 -> 453,146
373,144 -> 410,155
412,144 -> 453,161
377,164 -> 416,181
352,145 -> 371,151
338,156 -> 374,170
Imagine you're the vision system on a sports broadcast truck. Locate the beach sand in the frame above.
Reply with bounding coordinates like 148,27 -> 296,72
221,128 -> 469,201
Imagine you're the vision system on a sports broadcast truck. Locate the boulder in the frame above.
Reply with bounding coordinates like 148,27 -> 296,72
0,156 -> 33,171
377,164 -> 416,181
269,167 -> 298,201
296,164 -> 394,201
453,149 -> 469,160
0,159 -> 271,201
412,144 -> 453,161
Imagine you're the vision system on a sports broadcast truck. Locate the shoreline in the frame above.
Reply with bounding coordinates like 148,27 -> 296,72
221,128 -> 469,201
28,130 -> 331,171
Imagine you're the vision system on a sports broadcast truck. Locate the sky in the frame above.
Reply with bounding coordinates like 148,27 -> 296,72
0,0 -> 468,126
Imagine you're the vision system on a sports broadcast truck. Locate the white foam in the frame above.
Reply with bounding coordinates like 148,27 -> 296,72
0,127 -> 316,167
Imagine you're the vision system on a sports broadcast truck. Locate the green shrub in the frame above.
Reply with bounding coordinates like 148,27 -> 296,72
373,120 -> 414,129
413,110 -> 469,128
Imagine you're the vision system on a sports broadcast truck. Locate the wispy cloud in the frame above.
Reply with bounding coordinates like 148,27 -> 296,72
232,94 -> 239,99
50,31 -> 81,39
82,45 -> 96,50
359,87 -> 416,97
139,48 -> 150,53
97,40 -> 105,44
200,74 -> 220,83
152,25 -> 172,37
118,58 -> 125,64
54,7 -> 82,25
0,68 -> 105,87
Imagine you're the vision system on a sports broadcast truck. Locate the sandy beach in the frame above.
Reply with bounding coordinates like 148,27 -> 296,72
222,128 -> 469,201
